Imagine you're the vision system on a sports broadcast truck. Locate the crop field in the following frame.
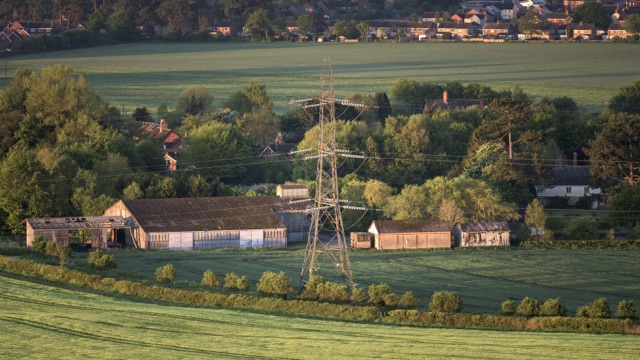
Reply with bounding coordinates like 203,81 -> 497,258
64,247 -> 640,315
0,276 -> 638,359
1,42 -> 639,114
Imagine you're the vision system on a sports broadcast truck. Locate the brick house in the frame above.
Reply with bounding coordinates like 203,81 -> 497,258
482,23 -> 515,37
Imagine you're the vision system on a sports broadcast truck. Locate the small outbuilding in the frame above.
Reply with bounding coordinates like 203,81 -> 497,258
368,220 -> 451,250
350,232 -> 373,249
453,222 -> 510,247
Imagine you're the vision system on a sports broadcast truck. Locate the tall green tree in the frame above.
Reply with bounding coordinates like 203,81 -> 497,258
296,14 -> 312,36
176,85 -> 213,116
525,199 -> 546,241
182,121 -> 255,181
609,80 -> 640,114
626,14 -> 640,34
572,0 -> 610,28
0,145 -> 52,233
585,111 -> 640,187
517,10 -> 549,37
245,8 -> 271,41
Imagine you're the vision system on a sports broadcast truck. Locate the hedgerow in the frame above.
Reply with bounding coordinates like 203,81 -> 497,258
519,240 -> 640,250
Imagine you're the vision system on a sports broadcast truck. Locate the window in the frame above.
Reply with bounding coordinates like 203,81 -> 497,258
566,187 -> 572,194
584,187 -> 590,194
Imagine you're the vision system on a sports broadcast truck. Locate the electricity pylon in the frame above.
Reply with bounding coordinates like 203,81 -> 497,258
298,63 -> 364,293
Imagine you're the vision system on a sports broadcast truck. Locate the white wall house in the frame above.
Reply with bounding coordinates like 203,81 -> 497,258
533,166 -> 601,209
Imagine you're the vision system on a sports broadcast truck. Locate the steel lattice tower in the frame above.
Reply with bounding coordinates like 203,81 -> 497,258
299,63 -> 354,292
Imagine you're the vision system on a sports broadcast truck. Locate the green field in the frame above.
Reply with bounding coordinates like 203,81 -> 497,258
2,42 -> 639,114
61,247 -> 640,315
0,275 -> 638,359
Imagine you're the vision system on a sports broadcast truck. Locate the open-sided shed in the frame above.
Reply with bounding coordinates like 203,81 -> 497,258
368,220 -> 451,250
24,217 -> 127,249
453,222 -> 510,247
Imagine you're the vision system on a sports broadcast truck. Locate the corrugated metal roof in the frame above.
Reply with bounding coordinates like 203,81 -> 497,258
459,222 -> 510,232
122,196 -> 305,233
372,220 -> 449,233
26,216 -> 126,230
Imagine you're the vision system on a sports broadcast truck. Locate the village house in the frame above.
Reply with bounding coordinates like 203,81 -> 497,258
482,22 -> 515,37
138,119 -> 182,173
453,222 -> 511,247
368,219 -> 451,250
608,23 -> 632,38
545,12 -> 573,25
258,133 -> 296,159
564,0 -> 587,12
533,156 -> 602,209
570,22 -> 597,39
437,22 -> 474,38
208,22 -> 237,36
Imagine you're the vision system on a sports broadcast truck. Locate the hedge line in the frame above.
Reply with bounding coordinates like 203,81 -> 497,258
1,256 -> 638,334
519,240 -> 640,250
386,310 -> 640,334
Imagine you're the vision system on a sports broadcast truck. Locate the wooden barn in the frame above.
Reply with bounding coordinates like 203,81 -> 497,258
24,216 -> 127,249
350,232 -> 373,249
453,222 -> 510,247
368,220 -> 451,250
102,196 -> 310,250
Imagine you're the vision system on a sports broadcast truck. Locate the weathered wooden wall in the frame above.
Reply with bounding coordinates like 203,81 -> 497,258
374,232 -> 451,250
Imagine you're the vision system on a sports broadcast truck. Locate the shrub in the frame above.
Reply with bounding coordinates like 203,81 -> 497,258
429,291 -> 463,314
32,236 -> 48,254
299,275 -> 351,302
398,291 -> 420,309
350,287 -> 368,304
616,300 -> 638,320
87,249 -> 117,269
586,297 -> 611,319
539,298 -> 567,317
516,297 -> 541,317
45,241 -> 72,266
317,281 -> 349,302
256,271 -> 293,297
201,269 -> 221,287
300,274 -> 324,300
576,305 -> 589,317
155,264 -> 176,283
501,299 -> 517,315
565,218 -> 599,240
368,283 -> 393,306
224,272 -> 249,291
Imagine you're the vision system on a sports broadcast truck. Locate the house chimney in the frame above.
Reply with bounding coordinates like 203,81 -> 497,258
160,119 -> 167,132
572,152 -> 578,167
443,89 -> 449,104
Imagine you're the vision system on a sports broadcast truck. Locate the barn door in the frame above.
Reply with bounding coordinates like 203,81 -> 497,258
169,233 -> 193,250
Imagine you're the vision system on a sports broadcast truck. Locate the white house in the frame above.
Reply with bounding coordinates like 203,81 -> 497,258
533,165 -> 601,209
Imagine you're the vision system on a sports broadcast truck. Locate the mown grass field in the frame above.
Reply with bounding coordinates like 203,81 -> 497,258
2,42 -> 639,114
60,247 -> 640,315
1,275 -> 638,360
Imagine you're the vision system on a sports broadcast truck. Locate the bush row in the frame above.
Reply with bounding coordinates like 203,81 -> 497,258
1,256 -> 638,334
502,296 -> 637,320
519,240 -> 640,250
